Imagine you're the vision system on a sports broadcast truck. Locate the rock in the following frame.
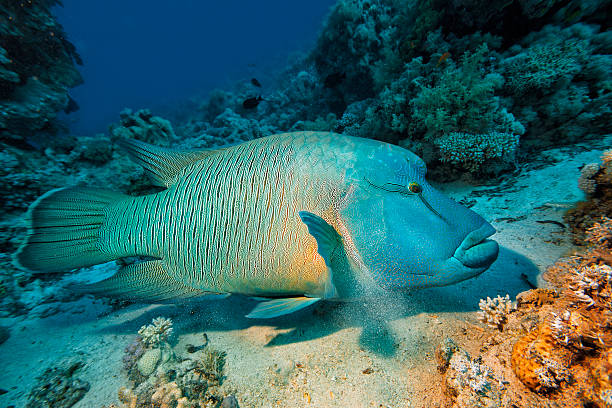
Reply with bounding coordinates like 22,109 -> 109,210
0,325 -> 9,345
137,348 -> 162,377
110,109 -> 177,144
76,135 -> 113,165
25,361 -> 90,408
220,395 -> 240,408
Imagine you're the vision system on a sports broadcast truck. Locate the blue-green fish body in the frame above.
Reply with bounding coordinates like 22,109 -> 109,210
15,132 -> 499,318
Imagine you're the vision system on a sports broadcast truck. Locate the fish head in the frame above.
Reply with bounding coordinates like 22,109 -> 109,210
339,141 -> 499,290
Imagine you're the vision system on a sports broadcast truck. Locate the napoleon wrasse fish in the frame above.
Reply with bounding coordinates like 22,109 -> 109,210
14,132 -> 499,318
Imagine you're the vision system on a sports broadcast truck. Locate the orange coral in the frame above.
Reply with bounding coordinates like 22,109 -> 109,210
511,323 -> 572,393
585,350 -> 612,407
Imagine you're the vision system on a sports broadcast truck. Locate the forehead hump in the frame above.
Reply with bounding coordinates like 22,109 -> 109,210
363,142 -> 426,177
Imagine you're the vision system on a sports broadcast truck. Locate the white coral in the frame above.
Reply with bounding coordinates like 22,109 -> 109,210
477,294 -> 515,329
138,316 -> 174,347
448,352 -> 495,395
569,263 -> 612,309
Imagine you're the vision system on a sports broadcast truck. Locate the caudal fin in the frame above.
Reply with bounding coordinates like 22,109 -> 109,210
14,187 -> 127,273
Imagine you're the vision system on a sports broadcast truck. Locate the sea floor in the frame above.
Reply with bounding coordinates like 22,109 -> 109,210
0,138 -> 609,408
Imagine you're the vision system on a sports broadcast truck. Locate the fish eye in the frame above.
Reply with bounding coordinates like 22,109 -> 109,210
408,182 -> 422,194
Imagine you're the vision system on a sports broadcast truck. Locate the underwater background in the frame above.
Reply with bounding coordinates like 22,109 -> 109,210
0,0 -> 611,407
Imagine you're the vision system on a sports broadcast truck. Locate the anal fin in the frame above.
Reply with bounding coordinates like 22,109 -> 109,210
71,260 -> 220,303
246,297 -> 320,319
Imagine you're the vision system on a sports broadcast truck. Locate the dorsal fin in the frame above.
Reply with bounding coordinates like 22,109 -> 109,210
118,139 -> 221,187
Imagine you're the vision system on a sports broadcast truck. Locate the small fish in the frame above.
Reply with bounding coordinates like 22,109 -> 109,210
242,95 -> 263,109
14,132 -> 498,319
63,95 -> 79,114
437,51 -> 451,66
250,78 -> 262,87
535,220 -> 566,229
324,72 -> 346,88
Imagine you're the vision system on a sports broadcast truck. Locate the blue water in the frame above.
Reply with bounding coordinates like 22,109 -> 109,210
54,0 -> 335,135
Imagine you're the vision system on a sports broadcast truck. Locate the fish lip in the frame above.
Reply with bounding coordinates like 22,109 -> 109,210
452,224 -> 498,268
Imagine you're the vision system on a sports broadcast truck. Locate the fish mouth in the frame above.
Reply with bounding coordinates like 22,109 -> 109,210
452,224 -> 499,268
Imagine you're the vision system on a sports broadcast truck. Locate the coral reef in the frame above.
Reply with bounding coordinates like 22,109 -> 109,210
477,294 -> 515,331
110,109 -> 178,145
509,207 -> 611,402
111,317 -> 232,407
566,150 -> 612,245
278,0 -> 609,175
26,361 -> 90,408
435,132 -> 520,173
434,154 -> 612,407
511,324 -> 572,392
83,1 -> 609,179
0,0 -> 82,146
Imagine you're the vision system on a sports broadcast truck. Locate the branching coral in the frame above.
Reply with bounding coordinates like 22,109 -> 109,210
502,39 -> 588,95
412,44 -> 525,143
138,317 -> 174,348
567,263 -> 612,309
449,352 -> 495,394
587,217 -> 612,249
550,309 -> 611,350
123,336 -> 146,372
443,348 -> 505,407
477,294 -> 515,330
435,131 -> 520,172
194,347 -> 227,385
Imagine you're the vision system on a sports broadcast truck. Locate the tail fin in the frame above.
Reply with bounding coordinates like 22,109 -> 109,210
14,187 -> 128,273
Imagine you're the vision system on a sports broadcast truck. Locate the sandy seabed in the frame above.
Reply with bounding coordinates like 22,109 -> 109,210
0,137 -> 609,408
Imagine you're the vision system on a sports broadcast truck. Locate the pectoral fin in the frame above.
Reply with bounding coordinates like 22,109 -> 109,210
246,297 -> 321,319
298,211 -> 342,299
